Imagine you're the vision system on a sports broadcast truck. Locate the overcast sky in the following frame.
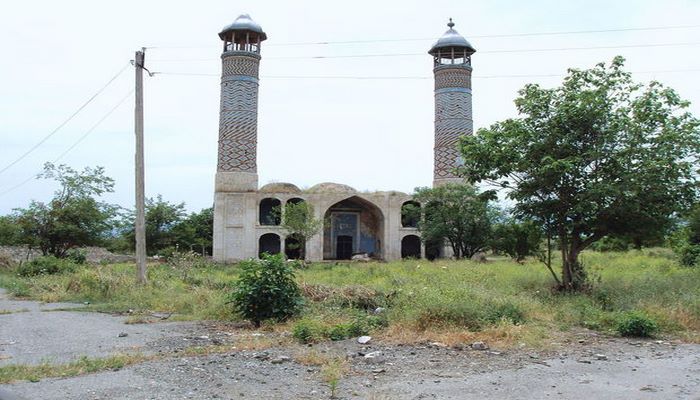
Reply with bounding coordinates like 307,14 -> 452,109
1,0 -> 699,214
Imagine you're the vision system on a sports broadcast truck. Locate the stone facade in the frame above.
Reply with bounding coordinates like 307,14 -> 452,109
213,183 -> 422,262
213,16 -> 474,262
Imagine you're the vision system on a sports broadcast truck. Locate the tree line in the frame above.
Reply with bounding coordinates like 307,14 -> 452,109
0,163 -> 213,258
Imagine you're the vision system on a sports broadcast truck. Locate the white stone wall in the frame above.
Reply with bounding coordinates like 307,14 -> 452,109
213,188 -> 420,262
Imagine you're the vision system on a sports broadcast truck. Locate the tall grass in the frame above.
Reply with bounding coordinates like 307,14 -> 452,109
0,249 -> 698,344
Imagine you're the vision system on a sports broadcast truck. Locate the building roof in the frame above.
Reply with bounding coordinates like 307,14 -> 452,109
219,14 -> 267,41
259,182 -> 302,194
307,182 -> 357,194
428,19 -> 476,56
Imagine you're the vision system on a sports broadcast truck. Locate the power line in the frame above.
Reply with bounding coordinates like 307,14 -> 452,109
0,90 -> 133,197
0,63 -> 130,176
152,68 -> 700,80
147,41 -> 700,62
146,23 -> 700,49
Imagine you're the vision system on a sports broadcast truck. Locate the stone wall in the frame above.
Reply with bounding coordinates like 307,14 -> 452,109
0,246 -> 134,264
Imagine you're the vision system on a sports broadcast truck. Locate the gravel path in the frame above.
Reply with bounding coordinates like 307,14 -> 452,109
1,287 -> 699,399
0,288 -> 199,366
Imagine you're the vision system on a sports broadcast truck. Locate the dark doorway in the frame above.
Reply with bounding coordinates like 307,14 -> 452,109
401,235 -> 421,259
285,236 -> 303,260
336,235 -> 353,260
258,233 -> 281,258
425,239 -> 442,261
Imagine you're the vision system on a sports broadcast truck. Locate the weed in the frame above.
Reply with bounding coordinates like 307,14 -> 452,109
0,353 -> 147,384
616,311 -> 659,337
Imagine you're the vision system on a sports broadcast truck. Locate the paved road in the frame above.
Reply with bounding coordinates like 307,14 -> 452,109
0,288 -> 195,366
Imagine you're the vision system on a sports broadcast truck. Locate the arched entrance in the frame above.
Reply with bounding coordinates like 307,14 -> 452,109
258,233 -> 281,257
401,235 -> 421,259
323,196 -> 384,260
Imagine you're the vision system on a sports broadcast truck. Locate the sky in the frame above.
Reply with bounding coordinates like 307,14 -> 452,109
1,0 -> 699,214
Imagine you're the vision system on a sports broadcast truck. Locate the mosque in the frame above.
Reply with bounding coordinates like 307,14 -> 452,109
212,14 -> 476,262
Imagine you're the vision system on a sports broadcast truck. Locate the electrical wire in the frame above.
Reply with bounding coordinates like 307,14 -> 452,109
145,23 -> 700,49
0,89 -> 134,197
0,63 -> 130,176
146,41 -> 700,62
152,68 -> 700,80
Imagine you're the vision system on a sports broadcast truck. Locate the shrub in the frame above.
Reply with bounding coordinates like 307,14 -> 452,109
17,256 -> 78,277
616,311 -> 659,337
292,319 -> 326,344
66,249 -> 87,265
678,244 -> 700,267
229,253 -> 304,327
484,301 -> 526,325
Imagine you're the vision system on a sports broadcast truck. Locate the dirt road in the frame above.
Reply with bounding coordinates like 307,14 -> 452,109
1,288 -> 699,399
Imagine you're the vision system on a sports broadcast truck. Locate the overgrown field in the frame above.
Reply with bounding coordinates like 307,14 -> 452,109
1,249 -> 698,346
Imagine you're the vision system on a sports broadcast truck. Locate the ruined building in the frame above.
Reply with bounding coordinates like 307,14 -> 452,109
212,14 -> 476,262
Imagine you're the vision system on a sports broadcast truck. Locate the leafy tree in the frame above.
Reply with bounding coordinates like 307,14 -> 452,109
410,184 -> 496,259
491,219 -> 542,262
13,163 -> 116,257
122,195 -> 186,255
460,57 -> 700,290
0,215 -> 22,245
172,207 -> 214,256
230,253 -> 304,327
671,204 -> 700,266
275,201 -> 323,260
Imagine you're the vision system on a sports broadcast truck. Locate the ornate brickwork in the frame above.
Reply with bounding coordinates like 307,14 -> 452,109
221,54 -> 260,78
433,67 -> 473,183
217,55 -> 261,173
434,146 -> 464,179
434,67 -> 472,90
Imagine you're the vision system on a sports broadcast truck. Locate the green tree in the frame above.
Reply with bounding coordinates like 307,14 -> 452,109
491,219 -> 542,263
671,204 -> 700,266
13,163 -> 116,257
0,215 -> 22,245
172,207 -> 213,256
411,184 -> 496,259
275,201 -> 323,260
122,195 -> 186,255
460,57 -> 700,290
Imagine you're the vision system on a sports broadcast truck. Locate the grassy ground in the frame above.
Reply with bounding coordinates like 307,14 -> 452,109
1,248 -> 698,346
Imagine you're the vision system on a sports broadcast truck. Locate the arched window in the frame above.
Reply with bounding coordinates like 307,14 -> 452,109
287,197 -> 304,206
401,201 -> 421,228
401,235 -> 421,259
258,233 -> 281,258
259,198 -> 281,225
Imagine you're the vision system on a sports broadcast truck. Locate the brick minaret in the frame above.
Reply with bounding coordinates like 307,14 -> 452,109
215,14 -> 267,192
429,19 -> 476,187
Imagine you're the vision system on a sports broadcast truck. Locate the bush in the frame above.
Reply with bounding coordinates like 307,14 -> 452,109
229,253 -> 304,327
66,249 -> 87,265
292,319 -> 326,344
616,311 -> 659,337
17,256 -> 78,277
678,244 -> 700,267
484,301 -> 526,325
292,313 -> 386,344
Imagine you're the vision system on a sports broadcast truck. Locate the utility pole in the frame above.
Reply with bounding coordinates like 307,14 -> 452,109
134,49 -> 147,284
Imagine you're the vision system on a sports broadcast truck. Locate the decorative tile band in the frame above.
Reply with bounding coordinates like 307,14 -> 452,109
217,56 -> 261,173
